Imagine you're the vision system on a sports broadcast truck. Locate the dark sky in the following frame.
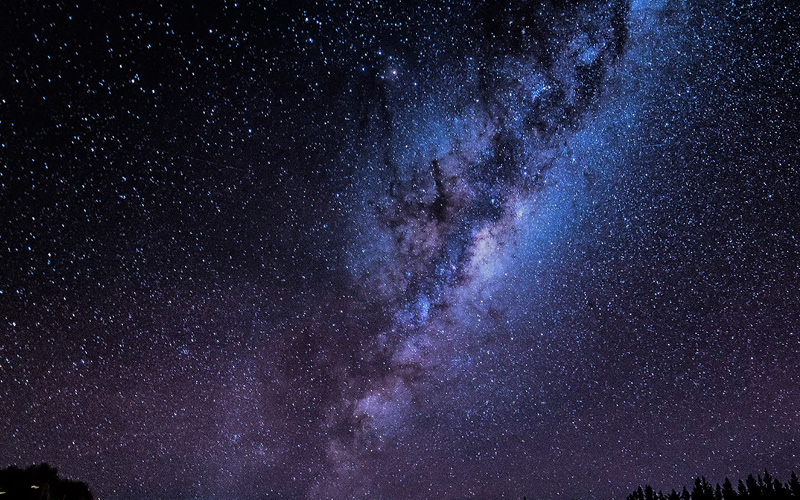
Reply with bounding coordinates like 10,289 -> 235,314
1,1 -> 799,499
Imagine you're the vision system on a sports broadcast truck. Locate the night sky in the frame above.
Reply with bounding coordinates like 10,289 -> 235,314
2,1 -> 799,499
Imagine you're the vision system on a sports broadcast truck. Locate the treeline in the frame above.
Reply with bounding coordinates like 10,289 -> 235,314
0,463 -> 92,500
628,471 -> 800,500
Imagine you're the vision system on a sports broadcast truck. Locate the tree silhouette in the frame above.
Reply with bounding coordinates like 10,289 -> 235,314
627,471 -> 800,500
747,474 -> 761,500
791,473 -> 800,498
723,477 -> 738,500
0,463 -> 92,500
740,479 -> 751,500
699,476 -> 715,500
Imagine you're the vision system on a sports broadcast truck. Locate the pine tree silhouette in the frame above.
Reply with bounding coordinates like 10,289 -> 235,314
626,471 -> 800,500
791,473 -> 800,498
774,480 -> 789,500
722,478 -> 738,500
740,479 -> 750,500
747,474 -> 761,500
765,471 -> 775,496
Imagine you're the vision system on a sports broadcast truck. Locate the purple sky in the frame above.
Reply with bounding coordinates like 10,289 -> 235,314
2,1 -> 799,499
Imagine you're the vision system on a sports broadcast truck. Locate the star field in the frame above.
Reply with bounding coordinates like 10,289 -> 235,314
1,1 -> 799,499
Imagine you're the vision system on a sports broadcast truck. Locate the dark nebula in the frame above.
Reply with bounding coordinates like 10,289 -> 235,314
1,1 -> 799,499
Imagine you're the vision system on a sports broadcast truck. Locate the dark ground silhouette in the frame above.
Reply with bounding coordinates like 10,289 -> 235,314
0,463 -> 92,500
2,463 -> 796,500
625,470 -> 800,500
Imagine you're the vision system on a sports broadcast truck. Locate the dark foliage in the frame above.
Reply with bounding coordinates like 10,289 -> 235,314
628,471 -> 800,500
0,463 -> 92,500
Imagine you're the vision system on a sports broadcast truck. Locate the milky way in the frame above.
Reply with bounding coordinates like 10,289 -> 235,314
317,2 -> 630,495
2,1 -> 799,499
